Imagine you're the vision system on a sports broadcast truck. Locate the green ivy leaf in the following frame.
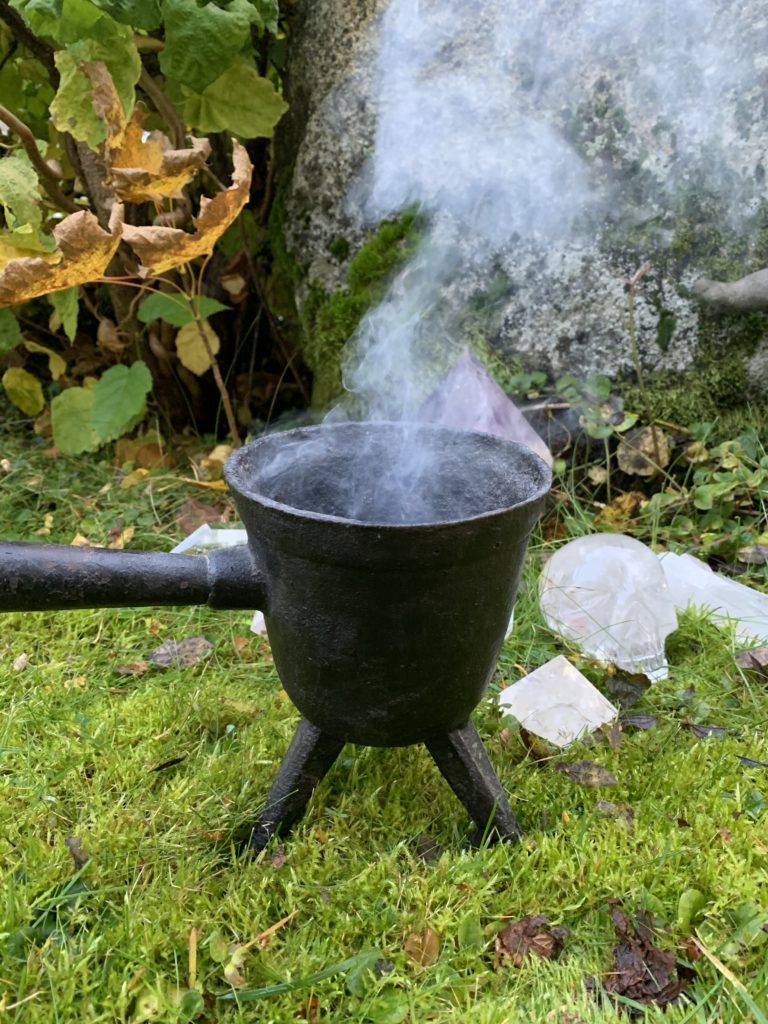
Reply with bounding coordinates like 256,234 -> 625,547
0,309 -> 23,354
91,361 -> 152,443
160,0 -> 259,91
51,386 -> 99,454
137,292 -> 230,327
49,287 -> 79,342
0,155 -> 42,231
181,60 -> 287,137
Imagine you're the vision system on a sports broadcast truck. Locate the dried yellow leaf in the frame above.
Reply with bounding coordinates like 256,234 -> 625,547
175,319 -> 220,375
120,467 -> 149,489
122,141 -> 252,276
111,115 -> 211,202
83,62 -> 211,203
0,206 -> 123,308
25,341 -> 67,380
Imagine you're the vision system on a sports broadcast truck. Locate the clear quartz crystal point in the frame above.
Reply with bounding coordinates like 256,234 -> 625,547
539,534 -> 678,679
659,551 -> 768,643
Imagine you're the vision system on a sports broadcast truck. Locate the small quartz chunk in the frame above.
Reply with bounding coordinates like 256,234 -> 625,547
499,655 -> 617,748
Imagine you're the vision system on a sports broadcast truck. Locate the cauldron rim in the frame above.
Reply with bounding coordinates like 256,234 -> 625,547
225,421 -> 551,531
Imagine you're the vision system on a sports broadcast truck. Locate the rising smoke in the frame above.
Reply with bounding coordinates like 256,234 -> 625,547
264,0 -> 763,524
342,0 -> 762,423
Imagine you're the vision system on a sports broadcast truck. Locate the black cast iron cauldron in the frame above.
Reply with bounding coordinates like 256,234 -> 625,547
0,423 -> 550,849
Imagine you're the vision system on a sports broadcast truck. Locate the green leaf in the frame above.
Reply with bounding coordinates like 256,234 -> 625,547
91,361 -> 152,443
345,947 -> 383,998
179,989 -> 205,1019
49,5 -> 140,144
207,930 -> 229,964
181,60 -> 288,137
743,787 -> 766,820
677,889 -> 706,932
246,0 -> 276,33
0,309 -> 23,354
160,0 -> 259,91
68,30 -> 140,114
49,287 -> 79,342
693,484 -> 715,511
0,154 -> 42,231
138,293 -> 230,327
92,0 -> 161,29
2,366 -> 45,415
365,990 -> 409,1024
51,51 -> 107,148
457,913 -> 484,951
52,386 -> 100,454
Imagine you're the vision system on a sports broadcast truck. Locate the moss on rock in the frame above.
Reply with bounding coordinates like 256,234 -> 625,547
301,210 -> 422,407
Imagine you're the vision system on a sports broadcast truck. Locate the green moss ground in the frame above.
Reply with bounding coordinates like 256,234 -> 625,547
1,430 -> 767,1022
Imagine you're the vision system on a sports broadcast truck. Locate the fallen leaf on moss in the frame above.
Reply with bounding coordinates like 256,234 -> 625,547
556,761 -> 617,787
495,915 -> 569,967
0,206 -> 123,307
122,141 -> 251,276
735,647 -> 768,677
148,636 -> 213,668
113,660 -> 149,677
586,906 -> 693,1010
404,927 -> 440,966
617,426 -> 669,476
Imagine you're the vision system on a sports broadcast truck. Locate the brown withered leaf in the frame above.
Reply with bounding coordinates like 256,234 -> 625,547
685,721 -> 727,740
619,714 -> 658,731
737,543 -> 768,565
737,755 -> 768,768
586,906 -> 693,1012
415,834 -> 444,863
110,115 -> 210,203
175,498 -> 227,535
735,646 -> 768,677
0,206 -> 123,308
595,799 -> 635,827
122,142 -> 252,276
148,636 -> 213,669
595,490 -> 646,529
557,760 -> 618,787
84,62 -> 211,203
495,915 -> 569,967
617,426 -> 670,477
113,660 -> 149,677
64,835 -> 90,870
404,927 -> 440,966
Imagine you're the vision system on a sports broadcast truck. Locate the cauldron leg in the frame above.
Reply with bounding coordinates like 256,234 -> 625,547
425,721 -> 522,845
248,718 -> 344,853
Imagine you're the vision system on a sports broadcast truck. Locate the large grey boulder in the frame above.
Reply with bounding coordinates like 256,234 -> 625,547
280,0 -> 768,411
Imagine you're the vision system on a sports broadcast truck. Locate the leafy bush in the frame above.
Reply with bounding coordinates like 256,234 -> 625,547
0,0 -> 290,449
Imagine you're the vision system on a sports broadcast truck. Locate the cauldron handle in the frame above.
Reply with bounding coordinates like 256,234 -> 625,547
0,541 -> 264,612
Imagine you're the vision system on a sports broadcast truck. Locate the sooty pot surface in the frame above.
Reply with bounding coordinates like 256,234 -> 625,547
225,422 -> 550,746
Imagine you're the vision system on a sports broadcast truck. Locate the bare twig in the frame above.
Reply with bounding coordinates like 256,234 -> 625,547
0,0 -> 58,83
138,66 -> 185,149
0,103 -> 80,213
133,34 -> 164,51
